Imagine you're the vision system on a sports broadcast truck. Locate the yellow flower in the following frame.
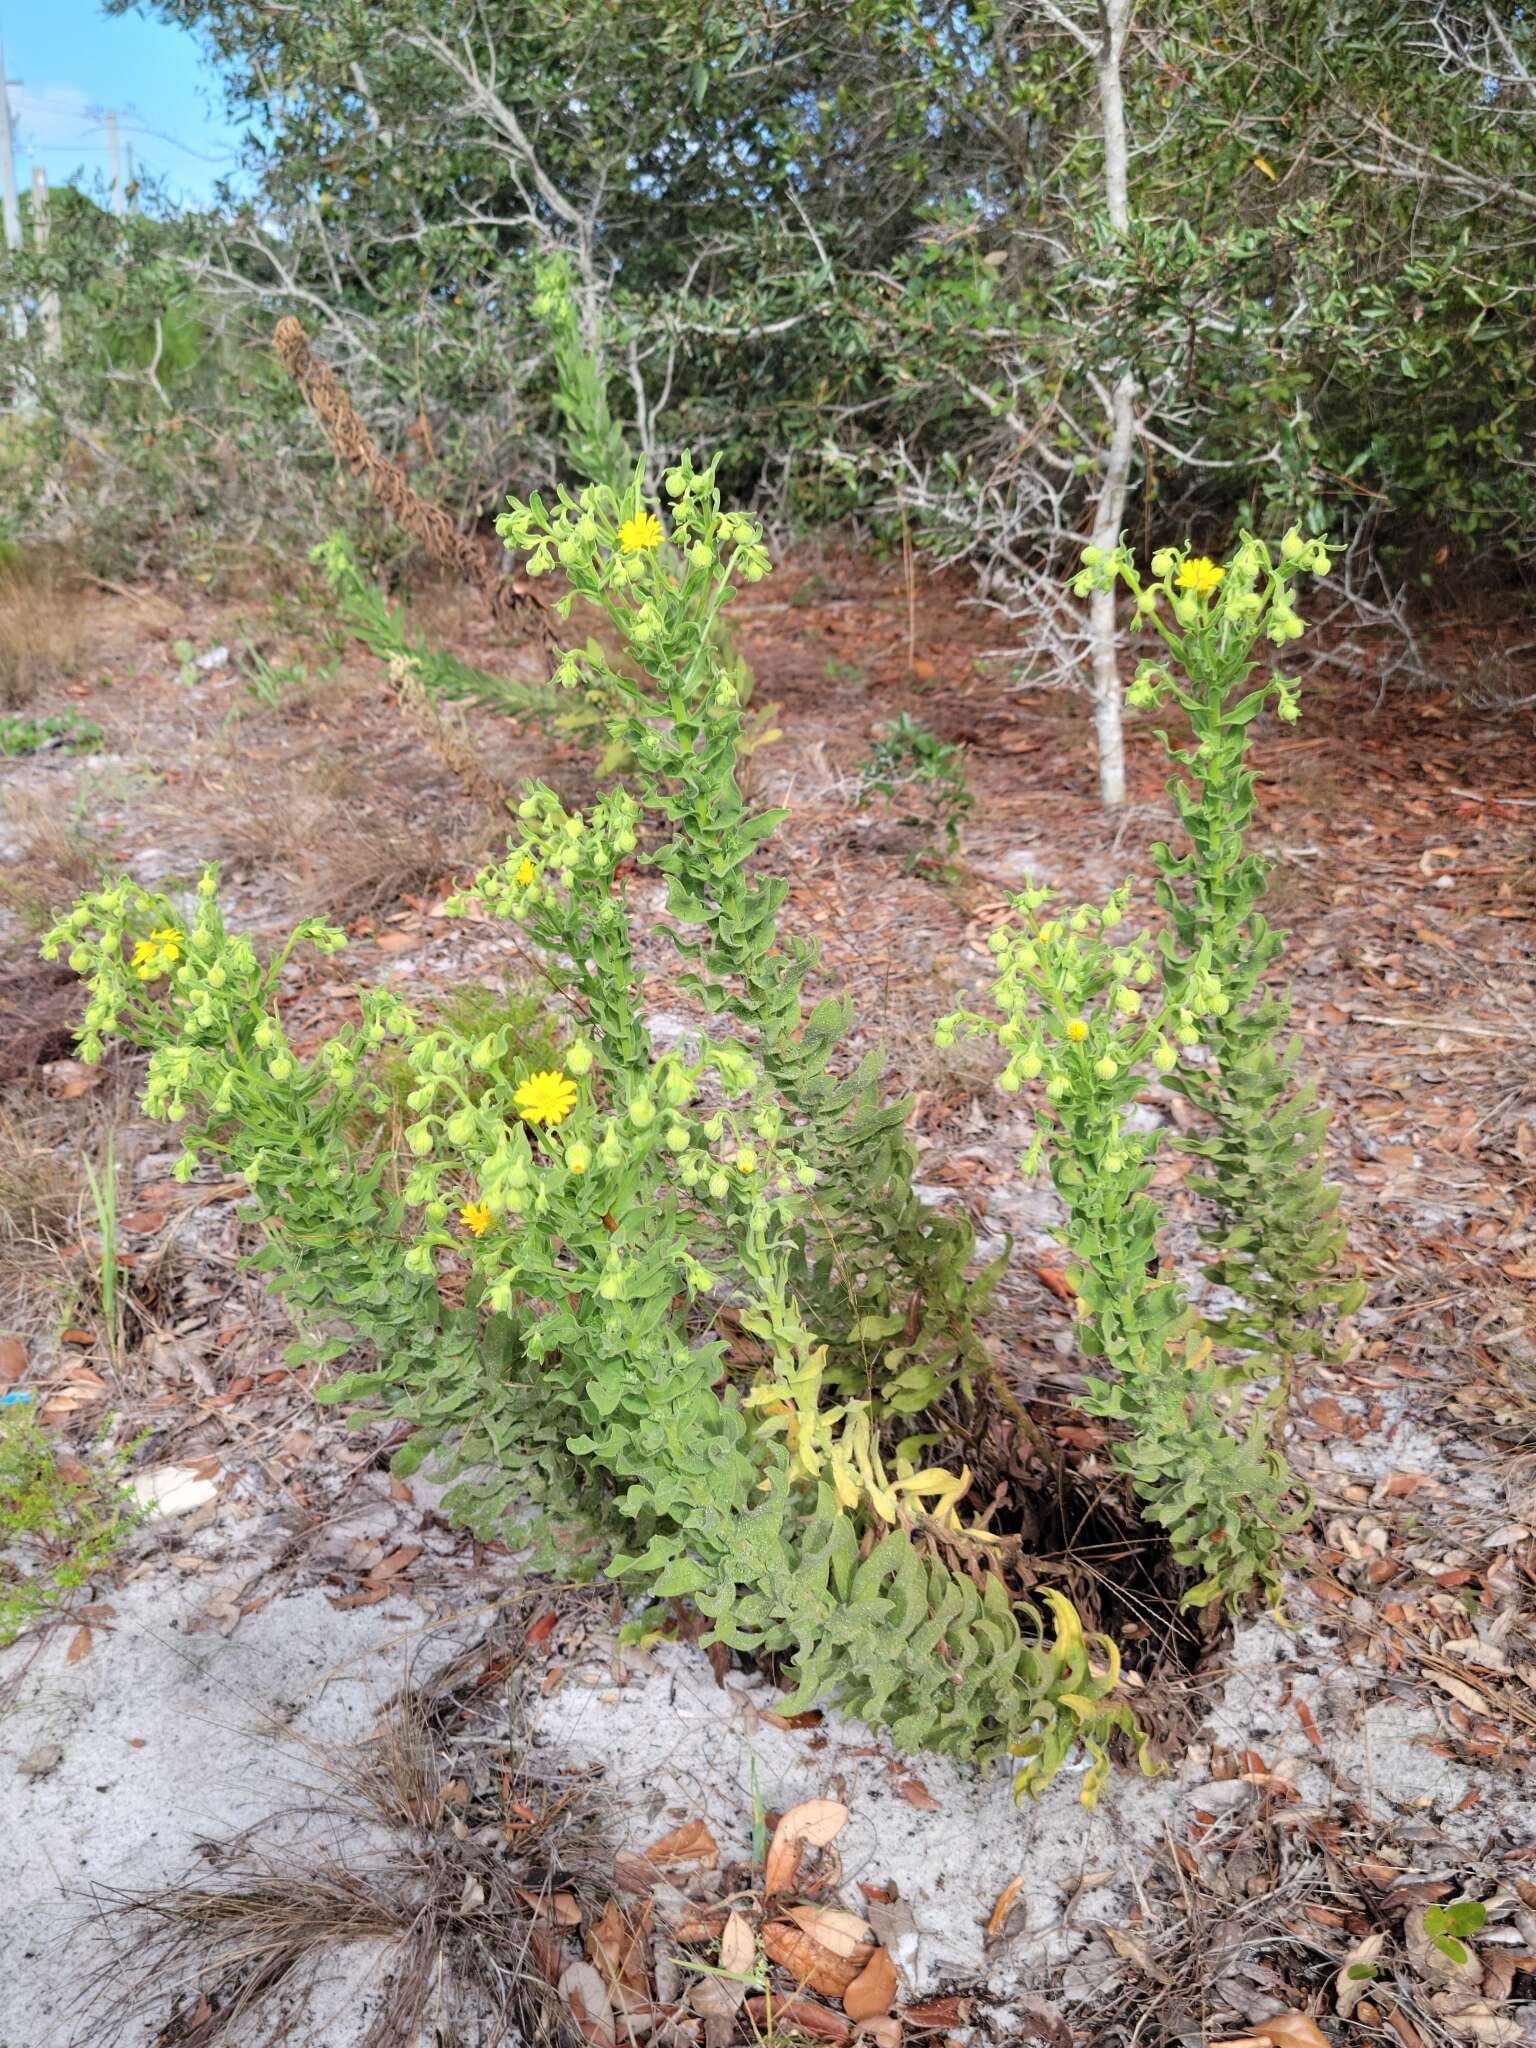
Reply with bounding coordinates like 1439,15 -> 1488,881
1175,556 -> 1225,595
514,1069 -> 578,1127
515,857 -> 536,887
458,1200 -> 492,1237
618,511 -> 664,555
1066,1018 -> 1089,1042
131,926 -> 184,981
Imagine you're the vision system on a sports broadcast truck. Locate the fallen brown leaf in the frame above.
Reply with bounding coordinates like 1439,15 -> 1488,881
900,1996 -> 973,2030
986,1874 -> 1026,1940
843,1946 -> 899,2022
587,1897 -> 651,1998
893,1776 -> 940,1812
1221,2013 -> 1331,2048
764,1798 -> 849,1895
366,1544 -> 423,1582
65,1624 -> 93,1664
644,1816 -> 719,1871
719,1910 -> 756,1979
763,1919 -> 866,1999
745,1993 -> 850,2042
559,1958 -> 616,2047
516,1886 -> 582,1927
1336,1933 -> 1388,2017
0,1336 -> 26,1383
785,1906 -> 874,1960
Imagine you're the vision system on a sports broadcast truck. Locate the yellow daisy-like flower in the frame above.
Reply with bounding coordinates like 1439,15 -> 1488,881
514,1069 -> 578,1127
514,857 -> 536,887
1175,556 -> 1225,595
131,926 -> 184,981
1065,1017 -> 1089,1042
458,1200 -> 492,1237
618,511 -> 664,556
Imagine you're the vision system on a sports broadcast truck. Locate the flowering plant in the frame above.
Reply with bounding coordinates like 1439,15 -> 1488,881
46,456 -> 1147,1801
943,532 -> 1353,1611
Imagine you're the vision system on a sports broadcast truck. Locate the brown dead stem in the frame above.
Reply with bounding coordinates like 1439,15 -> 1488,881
272,317 -> 556,654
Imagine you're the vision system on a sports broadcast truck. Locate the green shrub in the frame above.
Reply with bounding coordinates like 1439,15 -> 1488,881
46,458 -> 1146,1801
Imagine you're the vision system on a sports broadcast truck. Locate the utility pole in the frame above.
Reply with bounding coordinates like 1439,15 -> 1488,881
0,43 -> 27,348
106,109 -> 124,217
31,166 -> 60,354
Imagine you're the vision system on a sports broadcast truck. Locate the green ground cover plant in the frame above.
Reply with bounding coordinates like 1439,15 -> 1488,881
941,535 -> 1356,1611
0,1404 -> 142,1644
0,710 -> 103,757
46,459 -> 1145,1802
855,713 -> 973,874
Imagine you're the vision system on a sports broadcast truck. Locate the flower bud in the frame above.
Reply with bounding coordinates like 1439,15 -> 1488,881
566,1140 -> 591,1174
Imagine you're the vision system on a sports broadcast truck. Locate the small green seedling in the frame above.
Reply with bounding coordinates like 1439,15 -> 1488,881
856,711 -> 973,873
172,640 -> 199,688
1424,1901 -> 1486,1966
240,644 -> 338,711
0,1405 -> 143,1645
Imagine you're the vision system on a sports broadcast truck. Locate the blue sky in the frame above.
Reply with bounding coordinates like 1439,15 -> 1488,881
1,0 -> 248,209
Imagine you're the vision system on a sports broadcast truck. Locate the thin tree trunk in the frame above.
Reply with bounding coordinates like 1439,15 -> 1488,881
1089,368 -> 1137,807
1086,0 -> 1137,805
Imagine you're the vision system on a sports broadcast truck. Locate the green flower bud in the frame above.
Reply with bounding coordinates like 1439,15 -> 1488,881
708,1170 -> 729,1200
1153,1041 -> 1178,1073
629,1094 -> 655,1129
734,1146 -> 758,1174
666,1124 -> 690,1153
565,1040 -> 594,1076
1094,1055 -> 1118,1081
268,1055 -> 293,1081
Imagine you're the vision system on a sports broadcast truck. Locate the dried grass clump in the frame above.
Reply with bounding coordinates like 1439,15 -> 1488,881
0,552 -> 91,708
0,788 -> 108,934
215,764 -> 500,920
0,1105 -> 82,1326
86,1622 -> 602,2048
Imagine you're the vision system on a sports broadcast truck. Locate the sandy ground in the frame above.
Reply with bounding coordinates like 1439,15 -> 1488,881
3,553 -> 1534,2045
